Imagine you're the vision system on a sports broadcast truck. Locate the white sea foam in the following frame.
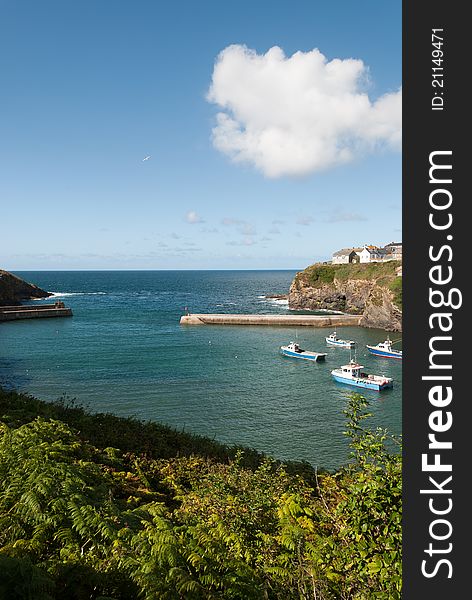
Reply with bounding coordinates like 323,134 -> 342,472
49,291 -> 107,298
289,306 -> 345,315
215,302 -> 239,307
258,297 -> 289,307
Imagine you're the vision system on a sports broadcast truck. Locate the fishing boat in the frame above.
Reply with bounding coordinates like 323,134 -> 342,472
280,342 -> 327,362
366,337 -> 402,360
331,360 -> 393,391
325,331 -> 356,348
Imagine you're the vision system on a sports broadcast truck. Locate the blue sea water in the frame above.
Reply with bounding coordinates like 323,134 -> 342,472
0,270 -> 402,469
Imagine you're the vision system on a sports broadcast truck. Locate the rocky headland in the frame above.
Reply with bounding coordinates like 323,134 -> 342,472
0,269 -> 51,306
288,261 -> 402,331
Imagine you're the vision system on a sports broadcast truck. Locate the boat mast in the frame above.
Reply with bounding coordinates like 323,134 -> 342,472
350,343 -> 357,364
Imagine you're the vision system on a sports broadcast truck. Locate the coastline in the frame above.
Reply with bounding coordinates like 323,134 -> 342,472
0,269 -> 402,469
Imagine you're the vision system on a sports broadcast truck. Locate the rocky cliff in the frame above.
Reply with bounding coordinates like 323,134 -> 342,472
0,270 -> 51,306
288,261 -> 402,331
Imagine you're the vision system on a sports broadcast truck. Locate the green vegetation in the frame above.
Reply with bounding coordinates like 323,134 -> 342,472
0,388 -> 314,480
0,388 -> 401,599
335,260 -> 401,282
298,264 -> 338,286
297,261 -> 401,289
388,276 -> 403,310
295,261 -> 403,310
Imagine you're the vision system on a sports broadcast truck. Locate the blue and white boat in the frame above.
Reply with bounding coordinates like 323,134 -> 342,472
325,331 -> 356,348
366,338 -> 402,360
331,360 -> 393,391
280,342 -> 327,362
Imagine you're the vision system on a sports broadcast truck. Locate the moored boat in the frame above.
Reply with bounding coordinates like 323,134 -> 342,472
280,342 -> 327,362
325,331 -> 356,348
366,337 -> 402,360
331,360 -> 393,391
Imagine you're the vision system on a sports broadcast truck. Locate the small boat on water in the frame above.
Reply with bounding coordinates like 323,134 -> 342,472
366,337 -> 402,360
331,360 -> 393,391
325,331 -> 356,348
280,342 -> 327,362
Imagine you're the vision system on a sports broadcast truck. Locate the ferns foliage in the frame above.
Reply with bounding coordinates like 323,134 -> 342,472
0,390 -> 401,599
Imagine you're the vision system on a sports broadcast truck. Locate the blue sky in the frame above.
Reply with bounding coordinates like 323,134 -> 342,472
0,1 -> 401,270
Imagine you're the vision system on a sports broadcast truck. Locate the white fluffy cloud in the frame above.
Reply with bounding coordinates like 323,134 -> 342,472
207,45 -> 401,178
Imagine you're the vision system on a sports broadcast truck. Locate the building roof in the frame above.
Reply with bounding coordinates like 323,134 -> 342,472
333,242 -> 402,257
362,246 -> 390,256
332,248 -> 357,256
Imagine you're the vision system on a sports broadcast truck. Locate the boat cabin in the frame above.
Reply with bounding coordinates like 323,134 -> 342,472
377,339 -> 393,351
340,362 -> 364,377
287,342 -> 303,353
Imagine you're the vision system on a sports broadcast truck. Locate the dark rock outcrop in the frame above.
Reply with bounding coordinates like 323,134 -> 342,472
0,270 -> 51,306
358,285 -> 402,331
288,262 -> 402,332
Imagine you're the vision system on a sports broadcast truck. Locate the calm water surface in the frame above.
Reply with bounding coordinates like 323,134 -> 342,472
0,271 -> 402,469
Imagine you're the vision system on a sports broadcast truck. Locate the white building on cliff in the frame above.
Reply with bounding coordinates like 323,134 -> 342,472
331,242 -> 402,264
331,248 -> 361,264
358,245 -> 386,263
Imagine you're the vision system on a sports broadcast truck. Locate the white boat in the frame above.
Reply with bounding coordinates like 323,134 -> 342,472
280,342 -> 327,362
331,360 -> 393,391
366,337 -> 402,360
325,331 -> 356,348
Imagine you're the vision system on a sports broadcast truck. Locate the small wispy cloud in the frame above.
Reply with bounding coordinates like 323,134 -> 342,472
221,217 -> 244,226
296,216 -> 314,226
227,236 -> 257,247
185,211 -> 204,224
221,217 -> 256,235
324,211 -> 367,223
173,246 -> 202,253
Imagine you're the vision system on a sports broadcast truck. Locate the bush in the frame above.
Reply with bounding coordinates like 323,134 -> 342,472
0,389 -> 402,599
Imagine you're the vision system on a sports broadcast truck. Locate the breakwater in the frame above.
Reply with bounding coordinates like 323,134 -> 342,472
180,313 -> 361,327
0,302 -> 72,322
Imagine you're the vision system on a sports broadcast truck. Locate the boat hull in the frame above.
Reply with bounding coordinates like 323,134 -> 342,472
366,346 -> 402,360
331,373 -> 393,391
326,339 -> 354,348
281,349 -> 326,362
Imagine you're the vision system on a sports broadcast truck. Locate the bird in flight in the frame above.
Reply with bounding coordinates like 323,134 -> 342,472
142,155 -> 151,161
